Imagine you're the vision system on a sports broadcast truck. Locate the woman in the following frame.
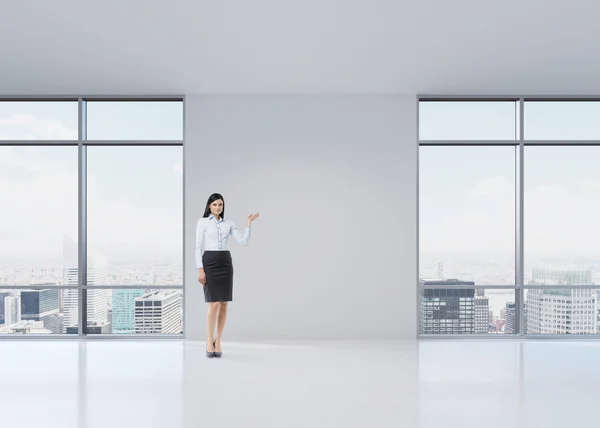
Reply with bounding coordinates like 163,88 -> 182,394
195,193 -> 259,358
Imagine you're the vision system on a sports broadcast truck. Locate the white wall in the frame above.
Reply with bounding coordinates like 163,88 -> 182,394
184,95 -> 417,341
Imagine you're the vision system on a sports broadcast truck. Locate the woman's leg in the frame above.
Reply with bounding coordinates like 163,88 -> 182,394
206,302 -> 219,351
215,302 -> 228,351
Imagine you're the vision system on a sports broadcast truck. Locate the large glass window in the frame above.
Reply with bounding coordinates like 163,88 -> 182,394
0,98 -> 183,337
0,288 -> 77,335
0,101 -> 78,140
0,146 -> 78,286
419,101 -> 518,140
525,101 -> 600,140
86,101 -> 183,140
524,146 -> 600,284
86,146 -> 183,286
420,98 -> 600,337
419,146 -> 515,286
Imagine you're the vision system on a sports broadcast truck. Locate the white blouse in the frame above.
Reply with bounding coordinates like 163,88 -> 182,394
195,215 -> 251,268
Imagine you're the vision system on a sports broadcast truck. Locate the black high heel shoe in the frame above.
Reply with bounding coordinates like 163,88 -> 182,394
206,342 -> 216,358
214,340 -> 222,358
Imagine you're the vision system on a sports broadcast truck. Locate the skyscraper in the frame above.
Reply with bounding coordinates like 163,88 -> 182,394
527,289 -> 596,334
135,291 -> 182,334
474,295 -> 490,334
420,279 -> 475,334
504,302 -> 516,334
0,291 -> 10,324
4,295 -> 21,325
527,267 -> 596,334
62,234 -> 109,329
113,289 -> 144,333
21,288 -> 60,331
531,266 -> 592,285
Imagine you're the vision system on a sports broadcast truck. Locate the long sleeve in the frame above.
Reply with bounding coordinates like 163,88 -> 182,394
230,221 -> 251,246
195,220 -> 205,268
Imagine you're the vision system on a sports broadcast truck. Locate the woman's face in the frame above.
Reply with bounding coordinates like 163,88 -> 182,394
210,199 -> 223,217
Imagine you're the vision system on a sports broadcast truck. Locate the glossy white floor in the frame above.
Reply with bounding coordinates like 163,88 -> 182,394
0,339 -> 598,428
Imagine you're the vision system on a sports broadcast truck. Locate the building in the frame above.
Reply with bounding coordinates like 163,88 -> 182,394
504,303 -> 516,334
0,320 -> 51,334
531,266 -> 592,285
112,289 -> 145,333
62,234 -> 109,329
0,291 -> 10,324
21,289 -> 60,331
527,267 -> 596,334
474,295 -> 489,334
523,302 -> 528,335
4,295 -> 21,325
45,314 -> 64,335
135,291 -> 182,334
66,322 -> 112,335
419,279 -> 475,334
527,289 -> 597,334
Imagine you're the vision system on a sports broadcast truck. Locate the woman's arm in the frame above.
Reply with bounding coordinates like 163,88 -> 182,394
230,221 -> 251,246
195,219 -> 205,268
230,213 -> 259,246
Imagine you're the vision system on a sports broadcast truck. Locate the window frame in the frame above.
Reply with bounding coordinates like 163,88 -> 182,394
0,96 -> 185,339
418,95 -> 600,339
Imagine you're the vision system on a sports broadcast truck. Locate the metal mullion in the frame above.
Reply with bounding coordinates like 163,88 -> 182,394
0,285 -> 78,290
418,334 -> 600,340
0,96 -> 78,101
516,98 -> 525,336
0,334 -> 183,340
81,95 -> 184,102
524,284 -> 600,290
416,95 -> 420,339
83,285 -> 184,289
75,334 -> 183,340
0,140 -> 78,146
418,95 -> 520,102
182,95 -> 187,340
78,99 -> 87,337
418,334 -> 521,340
524,140 -> 600,146
417,284 -> 517,290
418,95 -> 600,101
418,140 -> 518,146
524,96 -> 600,102
83,140 -> 183,146
0,95 -> 182,101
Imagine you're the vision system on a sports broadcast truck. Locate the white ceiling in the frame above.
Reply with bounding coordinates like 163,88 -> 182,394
1,0 -> 600,95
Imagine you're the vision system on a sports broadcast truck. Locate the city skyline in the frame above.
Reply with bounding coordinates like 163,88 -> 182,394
419,101 -> 600,335
0,101 -> 184,335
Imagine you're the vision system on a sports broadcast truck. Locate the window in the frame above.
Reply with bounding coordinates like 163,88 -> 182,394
524,146 -> 600,283
419,100 -> 518,335
0,101 -> 77,140
420,98 -> 600,337
86,288 -> 183,335
0,98 -> 183,337
525,101 -> 600,140
0,288 -> 77,335
419,286 -> 517,335
419,146 -> 515,285
0,146 -> 78,286
419,101 -> 518,140
86,146 -> 183,286
86,101 -> 183,140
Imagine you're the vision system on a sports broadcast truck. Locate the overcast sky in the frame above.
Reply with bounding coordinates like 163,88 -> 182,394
0,101 -> 182,262
420,101 -> 600,258
2,100 -> 599,263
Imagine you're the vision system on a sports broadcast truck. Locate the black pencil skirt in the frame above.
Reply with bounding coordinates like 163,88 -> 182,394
202,250 -> 234,302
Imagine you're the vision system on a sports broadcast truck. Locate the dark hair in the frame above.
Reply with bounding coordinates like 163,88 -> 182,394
203,193 -> 225,218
